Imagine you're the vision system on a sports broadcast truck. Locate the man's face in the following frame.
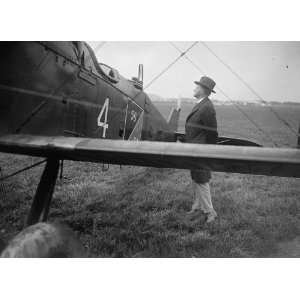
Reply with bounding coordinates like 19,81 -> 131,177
193,84 -> 206,99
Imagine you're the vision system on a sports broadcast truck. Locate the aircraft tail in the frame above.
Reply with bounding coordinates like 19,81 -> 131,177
167,98 -> 181,132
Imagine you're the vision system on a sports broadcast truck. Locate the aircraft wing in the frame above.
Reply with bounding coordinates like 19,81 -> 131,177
0,134 -> 299,178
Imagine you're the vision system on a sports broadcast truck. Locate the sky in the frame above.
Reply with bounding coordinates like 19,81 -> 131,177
88,41 -> 300,102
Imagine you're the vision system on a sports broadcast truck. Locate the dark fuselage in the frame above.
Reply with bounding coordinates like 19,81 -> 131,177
0,42 -> 174,141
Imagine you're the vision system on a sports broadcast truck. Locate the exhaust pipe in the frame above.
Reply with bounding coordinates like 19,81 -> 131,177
132,64 -> 144,90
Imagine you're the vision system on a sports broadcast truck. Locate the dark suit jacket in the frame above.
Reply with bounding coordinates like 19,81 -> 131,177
185,97 -> 218,183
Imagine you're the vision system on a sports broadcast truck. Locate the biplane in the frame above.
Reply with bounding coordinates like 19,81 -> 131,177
0,41 -> 299,257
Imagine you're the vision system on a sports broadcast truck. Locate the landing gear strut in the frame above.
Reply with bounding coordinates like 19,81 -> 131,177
26,158 -> 59,226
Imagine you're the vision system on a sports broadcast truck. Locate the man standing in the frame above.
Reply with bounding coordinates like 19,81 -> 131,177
185,76 -> 218,223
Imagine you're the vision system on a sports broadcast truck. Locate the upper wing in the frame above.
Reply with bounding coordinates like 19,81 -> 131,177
0,134 -> 299,178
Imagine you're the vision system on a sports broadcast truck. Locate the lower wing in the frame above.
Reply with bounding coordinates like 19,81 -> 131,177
0,134 -> 299,178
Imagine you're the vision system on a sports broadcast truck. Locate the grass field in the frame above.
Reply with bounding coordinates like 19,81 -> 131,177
0,102 -> 299,257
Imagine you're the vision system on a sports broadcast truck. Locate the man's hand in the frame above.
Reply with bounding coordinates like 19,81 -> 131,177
176,134 -> 185,143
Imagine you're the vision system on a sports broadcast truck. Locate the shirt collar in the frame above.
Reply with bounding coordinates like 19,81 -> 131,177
196,96 -> 207,104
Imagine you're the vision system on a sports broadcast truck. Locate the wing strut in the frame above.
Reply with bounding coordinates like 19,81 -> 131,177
26,158 -> 59,226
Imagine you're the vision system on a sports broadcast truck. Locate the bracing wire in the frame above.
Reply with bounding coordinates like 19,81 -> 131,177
169,42 -> 279,147
200,42 -> 299,138
0,159 -> 47,182
144,42 -> 199,90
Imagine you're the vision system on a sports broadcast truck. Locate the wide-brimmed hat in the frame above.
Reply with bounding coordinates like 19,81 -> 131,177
194,76 -> 216,93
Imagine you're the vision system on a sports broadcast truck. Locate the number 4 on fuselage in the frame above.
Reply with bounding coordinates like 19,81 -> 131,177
97,98 -> 110,138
